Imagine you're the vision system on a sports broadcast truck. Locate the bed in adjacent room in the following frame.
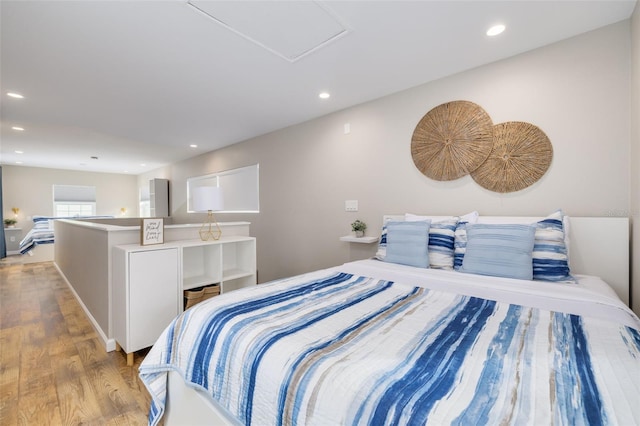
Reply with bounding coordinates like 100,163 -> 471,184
139,212 -> 639,426
18,216 -> 55,255
17,215 -> 114,261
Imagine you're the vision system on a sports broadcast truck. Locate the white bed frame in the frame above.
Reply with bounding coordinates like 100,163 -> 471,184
162,216 -> 630,426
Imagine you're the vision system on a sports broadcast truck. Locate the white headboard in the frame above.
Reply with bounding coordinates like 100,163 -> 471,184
382,215 -> 630,305
566,217 -> 629,305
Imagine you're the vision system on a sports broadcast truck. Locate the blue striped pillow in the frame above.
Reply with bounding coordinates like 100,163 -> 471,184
384,221 -> 431,268
453,211 -> 479,270
376,218 -> 458,269
533,210 -> 574,282
453,221 -> 471,270
460,224 -> 536,280
426,218 -> 457,270
375,223 -> 389,261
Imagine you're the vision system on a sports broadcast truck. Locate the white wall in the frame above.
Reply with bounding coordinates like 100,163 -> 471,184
2,165 -> 138,230
631,3 -> 639,314
144,22 -> 632,297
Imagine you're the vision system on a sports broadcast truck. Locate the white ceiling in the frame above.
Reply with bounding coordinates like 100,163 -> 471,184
1,0 -> 636,175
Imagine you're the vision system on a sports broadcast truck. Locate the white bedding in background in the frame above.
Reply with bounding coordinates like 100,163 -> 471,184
18,227 -> 54,254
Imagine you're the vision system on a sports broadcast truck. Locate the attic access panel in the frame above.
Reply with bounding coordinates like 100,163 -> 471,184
187,1 -> 348,62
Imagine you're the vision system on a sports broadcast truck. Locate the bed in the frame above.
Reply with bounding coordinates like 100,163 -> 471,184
139,212 -> 639,426
18,216 -> 55,254
18,215 -> 114,258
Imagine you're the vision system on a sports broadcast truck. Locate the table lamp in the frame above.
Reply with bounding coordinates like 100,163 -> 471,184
192,186 -> 224,241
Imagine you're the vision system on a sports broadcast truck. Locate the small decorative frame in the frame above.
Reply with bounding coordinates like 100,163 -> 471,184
140,218 -> 164,246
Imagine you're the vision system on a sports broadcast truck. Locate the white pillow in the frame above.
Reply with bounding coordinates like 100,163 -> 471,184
405,213 -> 456,223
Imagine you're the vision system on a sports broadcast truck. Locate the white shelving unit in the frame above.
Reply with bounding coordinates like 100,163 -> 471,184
181,236 -> 256,296
112,235 -> 256,365
182,243 -> 223,290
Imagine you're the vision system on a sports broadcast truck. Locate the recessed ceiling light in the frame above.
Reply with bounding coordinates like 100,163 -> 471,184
319,92 -> 330,99
7,92 -> 24,99
486,24 -> 506,37
15,150 -> 23,154
15,161 -> 23,164
140,163 -> 146,167
12,126 -> 25,131
190,144 -> 198,148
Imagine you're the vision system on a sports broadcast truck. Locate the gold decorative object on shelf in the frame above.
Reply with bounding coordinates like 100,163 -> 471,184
411,100 -> 494,181
471,121 -> 553,193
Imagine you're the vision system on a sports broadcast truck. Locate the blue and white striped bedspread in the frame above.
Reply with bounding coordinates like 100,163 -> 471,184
18,228 -> 54,254
139,269 -> 640,426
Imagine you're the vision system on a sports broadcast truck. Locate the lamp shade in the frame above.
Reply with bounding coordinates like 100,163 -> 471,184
192,186 -> 224,212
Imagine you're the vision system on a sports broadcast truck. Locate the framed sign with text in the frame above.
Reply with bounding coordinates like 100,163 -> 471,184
140,218 -> 164,246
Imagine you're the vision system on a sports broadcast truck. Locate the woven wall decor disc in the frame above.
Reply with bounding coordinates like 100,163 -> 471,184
411,100 -> 494,181
471,121 -> 553,193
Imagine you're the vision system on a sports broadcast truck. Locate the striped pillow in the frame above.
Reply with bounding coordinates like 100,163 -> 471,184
376,217 -> 458,269
375,223 -> 390,261
453,211 -> 480,270
460,224 -> 536,280
425,218 -> 458,270
533,210 -> 574,282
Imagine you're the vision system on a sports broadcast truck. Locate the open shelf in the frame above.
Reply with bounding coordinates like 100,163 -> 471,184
181,236 -> 256,301
183,275 -> 221,290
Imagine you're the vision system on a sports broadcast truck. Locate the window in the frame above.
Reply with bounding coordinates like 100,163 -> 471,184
187,164 -> 259,213
53,185 -> 96,217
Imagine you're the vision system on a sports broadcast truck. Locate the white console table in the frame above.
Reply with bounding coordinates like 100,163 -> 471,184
112,236 -> 256,365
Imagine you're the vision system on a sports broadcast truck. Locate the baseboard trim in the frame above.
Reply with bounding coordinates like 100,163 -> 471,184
54,262 -> 115,352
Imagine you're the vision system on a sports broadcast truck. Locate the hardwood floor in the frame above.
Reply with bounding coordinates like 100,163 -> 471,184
0,261 -> 152,425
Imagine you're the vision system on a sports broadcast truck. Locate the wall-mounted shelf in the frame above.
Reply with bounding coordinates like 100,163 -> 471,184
339,235 -> 379,244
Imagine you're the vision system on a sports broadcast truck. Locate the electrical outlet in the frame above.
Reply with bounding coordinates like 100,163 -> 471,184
345,200 -> 358,212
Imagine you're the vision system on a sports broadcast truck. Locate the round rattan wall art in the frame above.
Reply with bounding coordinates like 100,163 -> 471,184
471,121 -> 553,193
411,100 -> 494,181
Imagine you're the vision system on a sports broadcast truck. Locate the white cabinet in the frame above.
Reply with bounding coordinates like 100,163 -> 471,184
113,246 -> 179,365
181,236 -> 256,299
112,236 -> 256,364
150,178 -> 169,217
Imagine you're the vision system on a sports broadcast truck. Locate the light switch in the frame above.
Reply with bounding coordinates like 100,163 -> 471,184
345,200 -> 358,212
344,123 -> 351,134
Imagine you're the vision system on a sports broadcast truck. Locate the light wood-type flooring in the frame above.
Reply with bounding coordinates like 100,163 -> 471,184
0,261 -> 152,425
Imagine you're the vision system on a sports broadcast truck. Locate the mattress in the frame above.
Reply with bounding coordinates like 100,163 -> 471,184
139,259 -> 640,426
